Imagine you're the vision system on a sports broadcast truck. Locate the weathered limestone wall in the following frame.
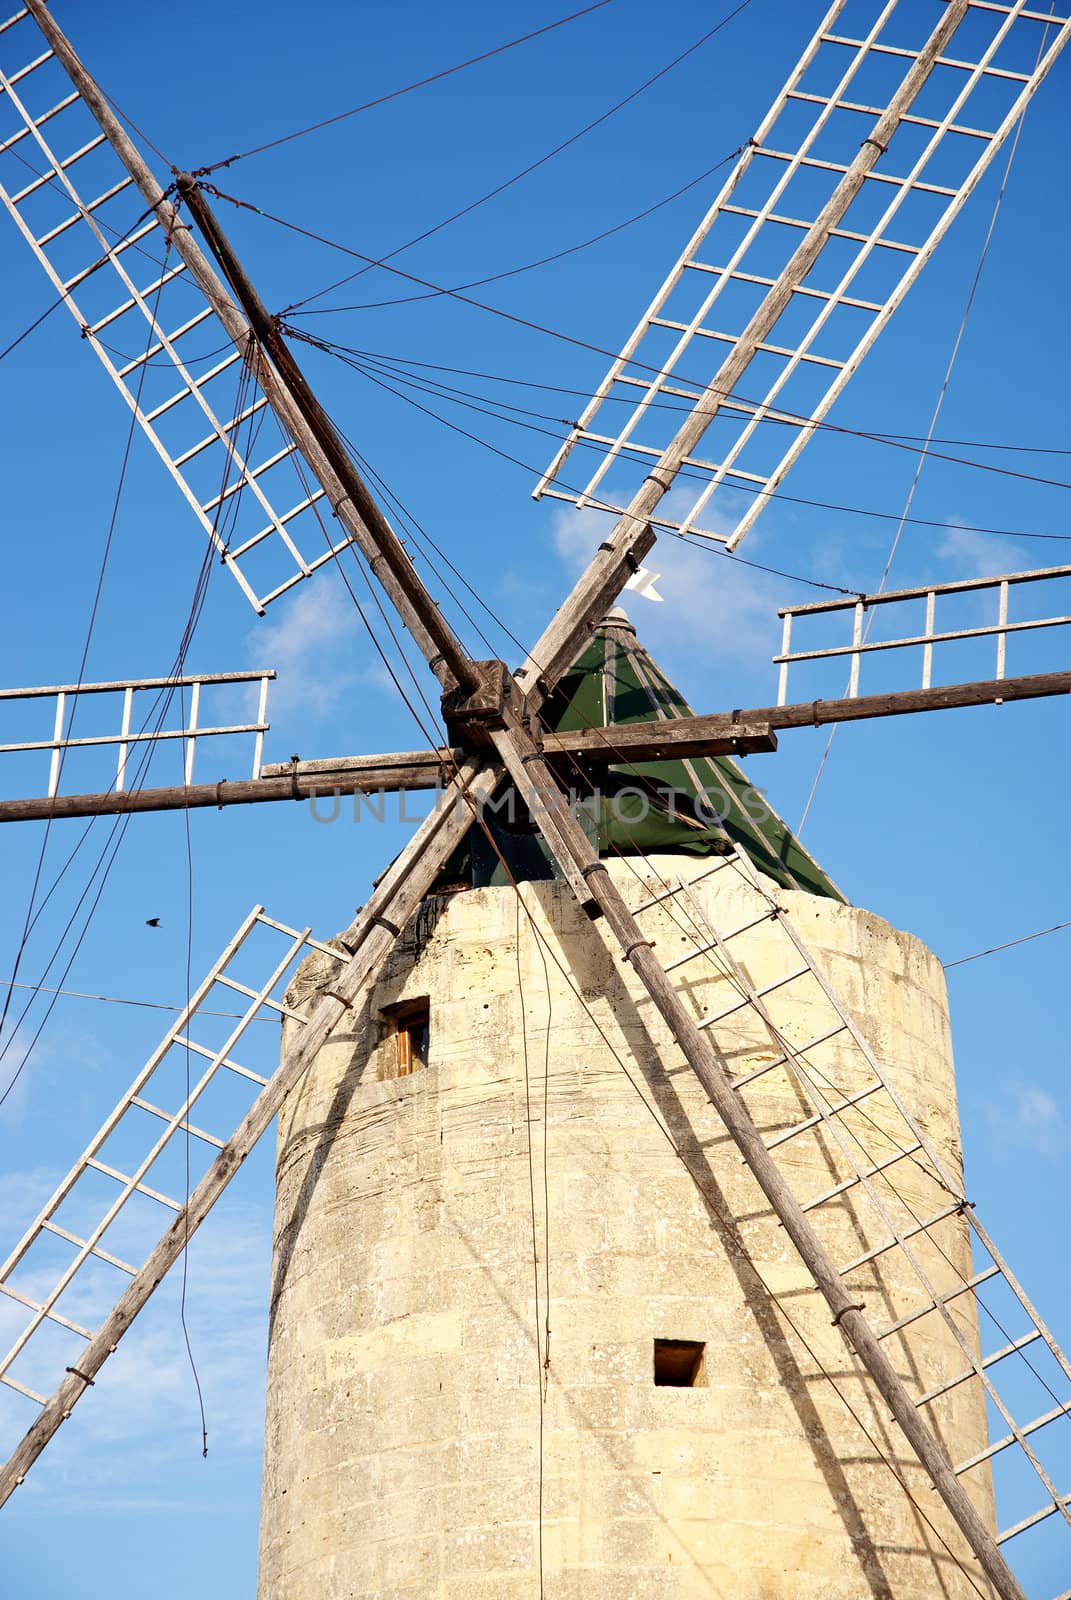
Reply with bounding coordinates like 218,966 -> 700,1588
258,856 -> 995,1599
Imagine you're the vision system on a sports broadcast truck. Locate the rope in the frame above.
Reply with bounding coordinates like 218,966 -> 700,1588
284,3 -> 753,315
195,1 -> 620,173
287,321 -> 1071,550
944,917 -> 1071,969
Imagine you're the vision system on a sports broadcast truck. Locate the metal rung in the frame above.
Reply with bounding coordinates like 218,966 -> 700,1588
576,428 -> 769,487
87,261 -> 188,336
0,12 -> 30,37
664,908 -> 776,972
956,1399 -> 1071,1476
139,345 -> 241,414
253,913 -> 332,953
132,304 -> 221,370
201,443 -> 297,512
0,89 -> 76,153
84,1157 -> 181,1212
840,1200 -> 964,1274
784,89 -> 993,140
684,259 -> 884,313
34,175 -> 133,247
999,1493 -> 1071,1546
916,1329 -> 1044,1409
801,1140 -> 922,1212
227,494 -> 326,562
119,306 -> 219,384
698,964 -> 810,1029
650,316 -> 845,370
175,394 -> 271,467
0,1278 -> 92,1338
879,1265 -> 1001,1340
171,1035 -> 269,1086
0,1372 -> 45,1405
720,204 -> 920,254
614,372 -> 764,420
764,1080 -> 883,1151
257,560 -> 336,608
2,46 -> 52,86
61,218 -> 158,292
40,1219 -> 137,1276
821,33 -> 1034,83
128,1095 -> 225,1150
730,1022 -> 847,1091
967,1 -> 1070,18
10,132 -> 105,203
213,973 -> 306,1021
757,147 -> 959,198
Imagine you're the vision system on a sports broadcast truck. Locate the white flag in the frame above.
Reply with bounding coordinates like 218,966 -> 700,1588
624,567 -> 664,603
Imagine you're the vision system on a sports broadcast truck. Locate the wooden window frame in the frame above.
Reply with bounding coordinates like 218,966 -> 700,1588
381,997 -> 430,1078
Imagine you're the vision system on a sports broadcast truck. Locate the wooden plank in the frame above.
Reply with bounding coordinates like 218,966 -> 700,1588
543,722 -> 776,761
0,754 -> 450,824
752,669 -> 1071,729
541,668 -> 1071,761
260,751 -> 455,778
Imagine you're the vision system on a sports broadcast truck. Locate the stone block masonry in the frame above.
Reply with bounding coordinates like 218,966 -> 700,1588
258,856 -> 993,1599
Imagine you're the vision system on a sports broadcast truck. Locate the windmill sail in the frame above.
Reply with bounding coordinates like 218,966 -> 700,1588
0,908 -> 335,1442
0,669 -> 273,801
534,0 -> 1071,550
0,3 -> 353,613
630,845 -> 1071,1566
774,563 -> 1071,703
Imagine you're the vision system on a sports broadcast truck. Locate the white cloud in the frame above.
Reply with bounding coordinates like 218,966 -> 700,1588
248,572 -> 372,721
984,1082 -> 1069,1159
550,492 -> 783,664
937,517 -> 1011,579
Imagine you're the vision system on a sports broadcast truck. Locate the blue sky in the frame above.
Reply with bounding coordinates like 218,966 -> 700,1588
1,0 -> 1070,1594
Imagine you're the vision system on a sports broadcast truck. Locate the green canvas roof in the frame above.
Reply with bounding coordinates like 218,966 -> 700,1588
436,610 -> 843,902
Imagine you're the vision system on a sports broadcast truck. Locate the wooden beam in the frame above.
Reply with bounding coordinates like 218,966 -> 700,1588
0,754 -> 450,824
178,176 -> 479,697
540,668 -> 1071,763
6,668 -> 1066,822
544,722 -> 776,761
741,669 -> 1071,732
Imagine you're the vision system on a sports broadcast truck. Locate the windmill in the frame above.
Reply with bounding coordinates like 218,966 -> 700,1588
1,0 -> 1070,1595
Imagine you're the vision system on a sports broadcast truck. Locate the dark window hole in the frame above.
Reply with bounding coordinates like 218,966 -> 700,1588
654,1339 -> 706,1387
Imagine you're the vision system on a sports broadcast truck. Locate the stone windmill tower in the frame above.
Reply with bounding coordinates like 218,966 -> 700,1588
259,609 -> 996,1598
1,4 -> 1070,1599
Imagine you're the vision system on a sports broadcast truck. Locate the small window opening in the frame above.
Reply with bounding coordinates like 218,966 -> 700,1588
654,1339 -> 705,1387
382,998 -> 430,1077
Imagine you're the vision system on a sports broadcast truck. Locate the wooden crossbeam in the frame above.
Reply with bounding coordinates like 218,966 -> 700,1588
549,669 -> 1071,756
0,753 -> 451,824
3,669 -> 1067,824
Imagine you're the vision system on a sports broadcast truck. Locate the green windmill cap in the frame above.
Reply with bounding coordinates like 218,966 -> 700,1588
539,608 -> 843,901
434,610 -> 842,901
